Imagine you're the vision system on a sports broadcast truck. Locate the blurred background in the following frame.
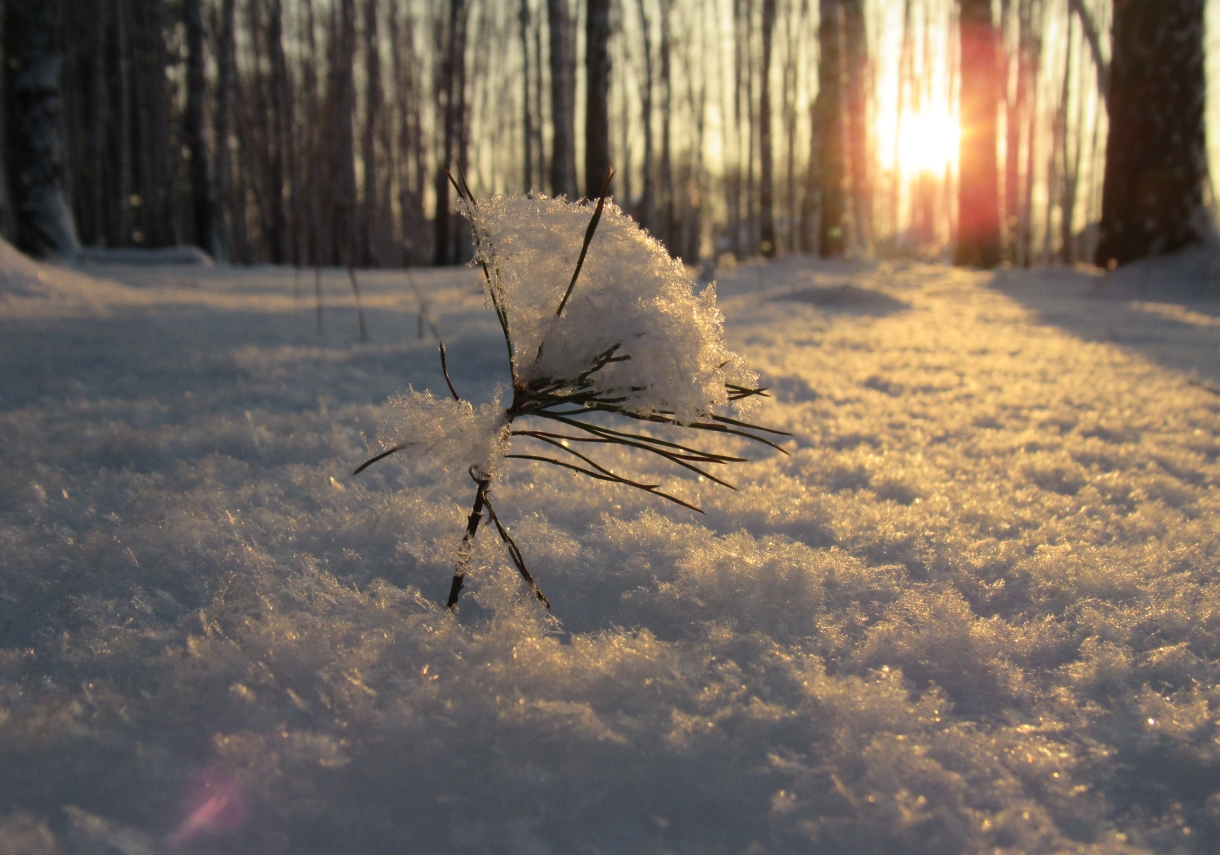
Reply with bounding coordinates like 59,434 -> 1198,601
0,0 -> 1214,271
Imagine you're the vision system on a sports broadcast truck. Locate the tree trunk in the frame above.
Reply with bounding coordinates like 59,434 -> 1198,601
434,0 -> 467,265
954,0 -> 1002,268
1096,0 -> 1208,267
635,0 -> 655,230
3,0 -> 79,257
520,0 -> 534,193
843,0 -> 870,254
332,0 -> 358,266
89,0 -> 109,246
182,0 -> 212,254
814,0 -> 845,256
212,0 -> 236,262
547,0 -> 576,198
362,0 -> 382,265
585,0 -> 612,199
659,0 -> 675,247
266,0 -> 291,264
758,0 -> 776,256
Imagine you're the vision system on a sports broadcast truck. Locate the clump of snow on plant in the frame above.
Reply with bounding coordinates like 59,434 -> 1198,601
461,193 -> 758,424
379,387 -> 509,478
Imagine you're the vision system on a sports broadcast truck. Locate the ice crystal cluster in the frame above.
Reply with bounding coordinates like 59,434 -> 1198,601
464,193 -> 758,424
381,388 -> 509,479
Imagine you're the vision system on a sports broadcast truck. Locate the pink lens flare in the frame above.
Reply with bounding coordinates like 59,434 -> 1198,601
168,766 -> 247,847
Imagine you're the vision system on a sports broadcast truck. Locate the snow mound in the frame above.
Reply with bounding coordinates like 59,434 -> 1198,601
0,237 -> 144,318
1100,243 -> 1220,299
462,193 -> 757,424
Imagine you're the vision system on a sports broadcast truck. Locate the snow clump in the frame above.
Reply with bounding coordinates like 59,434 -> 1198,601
379,387 -> 509,479
461,193 -> 758,424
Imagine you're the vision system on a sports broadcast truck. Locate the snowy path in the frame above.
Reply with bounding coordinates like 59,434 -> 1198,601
1,251 -> 1218,853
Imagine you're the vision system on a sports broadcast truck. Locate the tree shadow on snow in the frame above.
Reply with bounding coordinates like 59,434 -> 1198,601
768,283 -> 909,316
993,246 -> 1220,392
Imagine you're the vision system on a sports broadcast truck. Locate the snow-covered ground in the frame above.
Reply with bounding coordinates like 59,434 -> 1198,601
1,239 -> 1218,854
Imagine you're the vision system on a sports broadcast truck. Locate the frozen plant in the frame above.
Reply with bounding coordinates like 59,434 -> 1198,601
356,170 -> 787,609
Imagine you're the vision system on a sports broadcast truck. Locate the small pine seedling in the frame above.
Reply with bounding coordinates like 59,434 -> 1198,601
355,169 -> 788,610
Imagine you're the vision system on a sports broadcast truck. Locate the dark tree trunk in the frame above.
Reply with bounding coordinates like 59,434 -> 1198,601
659,0 -> 675,246
3,0 -> 79,257
332,0 -> 358,266
547,0 -> 576,198
434,0 -> 467,265
954,0 -> 1002,268
88,0 -> 109,246
212,0 -> 236,262
758,0 -> 776,256
843,0 -> 870,253
520,0 -> 534,192
585,0 -> 612,199
183,0 -> 212,254
1096,0 -> 1208,267
362,0 -> 382,265
635,0 -> 654,230
814,0 -> 845,256
267,0 -> 292,264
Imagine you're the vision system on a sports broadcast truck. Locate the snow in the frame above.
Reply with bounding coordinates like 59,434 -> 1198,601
1,239 -> 1219,854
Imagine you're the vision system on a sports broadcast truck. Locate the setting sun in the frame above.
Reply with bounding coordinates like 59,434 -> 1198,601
895,109 -> 959,176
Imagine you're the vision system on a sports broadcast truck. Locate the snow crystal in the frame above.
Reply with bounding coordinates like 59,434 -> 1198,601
461,193 -> 758,424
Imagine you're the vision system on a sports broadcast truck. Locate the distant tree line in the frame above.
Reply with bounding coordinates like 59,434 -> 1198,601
0,0 -> 1210,271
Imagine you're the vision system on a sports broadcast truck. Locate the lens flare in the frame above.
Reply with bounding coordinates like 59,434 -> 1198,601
168,766 -> 246,847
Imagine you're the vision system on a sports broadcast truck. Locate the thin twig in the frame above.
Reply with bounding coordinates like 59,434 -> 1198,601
556,168 -> 615,317
505,453 -> 704,513
481,491 -> 549,607
353,444 -> 409,475
346,260 -> 369,341
447,468 -> 491,609
1188,378 -> 1220,397
314,264 -> 324,334
439,342 -> 460,401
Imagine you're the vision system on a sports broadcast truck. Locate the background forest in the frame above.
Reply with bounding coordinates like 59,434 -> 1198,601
0,0 -> 1215,272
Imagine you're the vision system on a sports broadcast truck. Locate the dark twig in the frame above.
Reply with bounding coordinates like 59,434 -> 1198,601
556,168 -> 615,317
353,444 -> 409,475
439,342 -> 460,401
1188,378 -> 1220,397
447,467 -> 492,609
314,264 -> 324,334
482,492 -> 549,607
347,263 -> 369,341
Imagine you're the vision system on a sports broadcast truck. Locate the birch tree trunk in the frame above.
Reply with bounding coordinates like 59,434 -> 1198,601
2,0 -> 79,257
1097,0 -> 1208,267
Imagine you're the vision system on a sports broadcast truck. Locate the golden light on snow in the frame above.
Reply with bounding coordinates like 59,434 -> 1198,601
894,109 -> 959,176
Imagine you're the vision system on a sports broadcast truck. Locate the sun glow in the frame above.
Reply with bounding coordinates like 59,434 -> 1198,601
895,110 -> 959,176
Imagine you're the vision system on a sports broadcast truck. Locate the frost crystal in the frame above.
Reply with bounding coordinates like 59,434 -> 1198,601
380,388 -> 509,479
461,194 -> 758,425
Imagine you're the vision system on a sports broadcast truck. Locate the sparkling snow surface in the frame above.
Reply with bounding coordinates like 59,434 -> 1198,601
1,247 -> 1218,854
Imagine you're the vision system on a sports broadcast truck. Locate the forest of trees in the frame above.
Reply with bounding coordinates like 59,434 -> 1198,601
0,0 -> 1210,270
